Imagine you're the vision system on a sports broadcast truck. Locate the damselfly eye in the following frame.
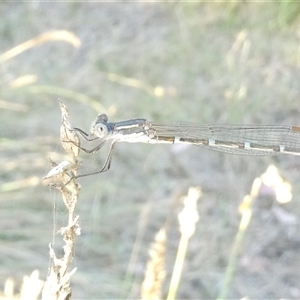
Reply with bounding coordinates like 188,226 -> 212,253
94,123 -> 108,138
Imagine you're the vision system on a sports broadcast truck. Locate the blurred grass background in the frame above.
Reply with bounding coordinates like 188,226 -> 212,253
1,2 -> 300,299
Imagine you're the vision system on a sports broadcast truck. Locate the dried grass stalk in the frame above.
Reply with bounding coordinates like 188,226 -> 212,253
218,165 -> 293,299
0,31 -> 80,63
42,101 -> 81,300
141,228 -> 166,300
167,187 -> 201,300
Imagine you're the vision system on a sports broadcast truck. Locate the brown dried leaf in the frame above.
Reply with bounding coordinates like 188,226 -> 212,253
59,100 -> 80,157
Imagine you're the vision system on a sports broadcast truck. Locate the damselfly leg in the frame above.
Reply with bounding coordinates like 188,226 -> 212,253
75,140 -> 116,178
63,127 -> 117,180
72,127 -> 100,142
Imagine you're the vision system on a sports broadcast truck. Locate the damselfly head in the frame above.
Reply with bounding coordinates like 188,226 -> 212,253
92,122 -> 108,138
90,114 -> 109,138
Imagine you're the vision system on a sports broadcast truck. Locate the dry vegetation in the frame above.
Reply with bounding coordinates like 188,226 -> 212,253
1,2 -> 300,299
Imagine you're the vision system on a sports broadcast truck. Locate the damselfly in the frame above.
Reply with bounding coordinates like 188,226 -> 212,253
71,114 -> 300,178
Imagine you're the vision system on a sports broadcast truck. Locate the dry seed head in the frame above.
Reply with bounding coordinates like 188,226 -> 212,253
178,187 -> 201,238
141,228 -> 166,300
